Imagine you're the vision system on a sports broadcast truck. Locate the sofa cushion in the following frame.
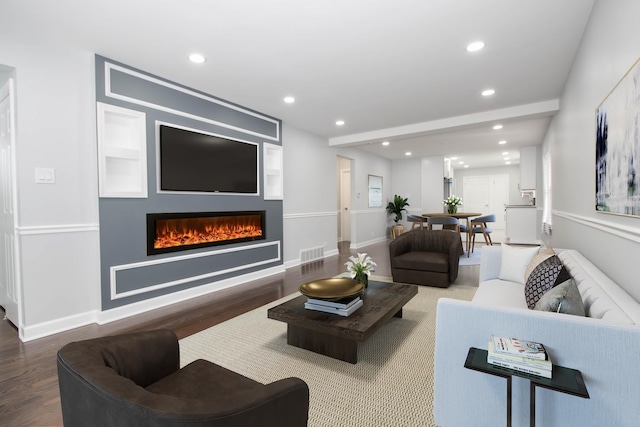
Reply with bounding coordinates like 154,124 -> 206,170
472,279 -> 528,309
524,247 -> 556,281
524,255 -> 571,309
146,359 -> 261,399
393,251 -> 449,273
533,278 -> 585,316
498,244 -> 540,284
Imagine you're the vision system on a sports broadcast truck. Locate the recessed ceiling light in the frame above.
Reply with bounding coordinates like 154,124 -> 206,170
405,152 -> 412,156
482,89 -> 495,96
502,151 -> 509,155
493,124 -> 503,130
188,53 -> 206,63
499,140 -> 507,145
336,120 -> 345,126
382,141 -> 390,146
466,41 -> 485,52
458,161 -> 464,165
504,157 -> 511,161
505,161 -> 511,165
284,96 -> 295,103
464,165 -> 469,168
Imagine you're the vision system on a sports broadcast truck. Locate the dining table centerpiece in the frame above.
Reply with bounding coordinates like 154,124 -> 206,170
443,195 -> 463,214
345,253 -> 377,288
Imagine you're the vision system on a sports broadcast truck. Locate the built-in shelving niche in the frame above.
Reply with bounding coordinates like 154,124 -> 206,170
97,102 -> 147,198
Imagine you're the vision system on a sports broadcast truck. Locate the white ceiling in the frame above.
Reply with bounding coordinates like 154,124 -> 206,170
1,0 -> 595,168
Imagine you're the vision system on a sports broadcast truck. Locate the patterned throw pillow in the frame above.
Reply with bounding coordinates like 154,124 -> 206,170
534,278 -> 585,316
524,255 -> 572,309
524,247 -> 555,282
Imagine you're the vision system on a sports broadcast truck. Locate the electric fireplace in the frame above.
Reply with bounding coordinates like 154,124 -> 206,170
147,211 -> 266,255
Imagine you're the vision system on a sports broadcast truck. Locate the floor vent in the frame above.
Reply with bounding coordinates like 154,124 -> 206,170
300,246 -> 324,264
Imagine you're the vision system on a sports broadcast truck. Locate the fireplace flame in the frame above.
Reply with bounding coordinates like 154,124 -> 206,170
154,215 -> 263,249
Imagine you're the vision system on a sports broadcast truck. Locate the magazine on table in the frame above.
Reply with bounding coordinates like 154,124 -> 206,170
488,358 -> 552,379
490,336 -> 547,360
304,299 -> 364,316
305,295 -> 361,309
487,341 -> 551,370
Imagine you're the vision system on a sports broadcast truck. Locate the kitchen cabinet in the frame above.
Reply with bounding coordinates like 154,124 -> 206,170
520,146 -> 537,190
505,206 -> 539,244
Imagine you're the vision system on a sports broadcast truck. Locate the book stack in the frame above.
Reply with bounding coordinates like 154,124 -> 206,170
487,336 -> 552,379
304,295 -> 363,316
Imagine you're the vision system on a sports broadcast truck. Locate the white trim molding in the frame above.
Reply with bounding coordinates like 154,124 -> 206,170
110,240 -> 281,300
17,223 -> 100,235
554,210 -> 640,243
104,61 -> 279,141
283,211 -> 338,220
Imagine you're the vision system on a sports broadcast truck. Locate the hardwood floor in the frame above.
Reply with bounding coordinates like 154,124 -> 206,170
0,239 -> 480,426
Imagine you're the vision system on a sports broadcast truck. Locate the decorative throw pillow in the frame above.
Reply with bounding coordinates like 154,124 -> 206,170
534,278 -> 585,316
524,255 -> 572,309
524,247 -> 556,282
498,244 -> 541,284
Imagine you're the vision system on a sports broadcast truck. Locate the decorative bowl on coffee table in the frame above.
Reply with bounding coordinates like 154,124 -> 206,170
299,278 -> 364,300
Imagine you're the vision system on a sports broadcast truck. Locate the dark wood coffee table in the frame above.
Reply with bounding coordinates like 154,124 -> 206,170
267,280 -> 418,364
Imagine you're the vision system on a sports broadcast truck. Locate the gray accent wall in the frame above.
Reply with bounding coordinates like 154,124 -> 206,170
96,56 -> 283,310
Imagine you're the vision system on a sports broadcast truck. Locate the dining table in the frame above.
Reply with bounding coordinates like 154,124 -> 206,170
421,212 -> 482,255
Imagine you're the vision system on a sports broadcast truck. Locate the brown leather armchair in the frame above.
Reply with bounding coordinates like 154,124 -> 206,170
57,329 -> 309,427
389,229 -> 462,288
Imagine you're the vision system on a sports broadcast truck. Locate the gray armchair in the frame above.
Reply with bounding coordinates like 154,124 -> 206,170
57,329 -> 309,427
389,229 -> 462,287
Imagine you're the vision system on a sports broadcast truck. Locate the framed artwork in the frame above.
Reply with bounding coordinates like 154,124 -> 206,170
368,175 -> 383,208
596,56 -> 640,216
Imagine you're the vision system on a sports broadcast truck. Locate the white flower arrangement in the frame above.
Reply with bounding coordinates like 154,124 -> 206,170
345,253 -> 377,281
443,195 -> 463,207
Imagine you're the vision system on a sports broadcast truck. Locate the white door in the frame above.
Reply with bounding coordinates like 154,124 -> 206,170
0,78 -> 20,327
462,174 -> 508,229
339,168 -> 351,242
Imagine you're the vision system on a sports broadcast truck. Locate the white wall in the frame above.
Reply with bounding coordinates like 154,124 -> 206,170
391,157 -> 422,224
421,156 -> 446,213
544,0 -> 640,300
282,125 -> 393,263
0,39 -> 100,340
453,164 -> 525,205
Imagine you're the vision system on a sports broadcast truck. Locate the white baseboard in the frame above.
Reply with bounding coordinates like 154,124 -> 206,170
20,311 -> 97,342
350,236 -> 389,250
19,265 -> 285,342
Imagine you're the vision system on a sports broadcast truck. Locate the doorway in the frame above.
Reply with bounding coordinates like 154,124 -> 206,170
337,156 -> 352,252
462,174 -> 508,229
0,75 -> 21,328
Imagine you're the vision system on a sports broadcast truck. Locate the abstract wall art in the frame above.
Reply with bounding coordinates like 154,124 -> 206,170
596,56 -> 640,216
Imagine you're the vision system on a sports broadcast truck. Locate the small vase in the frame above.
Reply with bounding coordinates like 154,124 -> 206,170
355,274 -> 368,288
447,205 -> 457,214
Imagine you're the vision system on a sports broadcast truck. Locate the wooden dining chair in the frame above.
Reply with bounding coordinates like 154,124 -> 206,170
469,214 -> 496,254
407,214 -> 428,230
427,216 -> 460,232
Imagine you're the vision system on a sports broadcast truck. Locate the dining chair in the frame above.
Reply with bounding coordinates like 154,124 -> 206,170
427,216 -> 460,232
407,214 -> 428,230
469,214 -> 496,254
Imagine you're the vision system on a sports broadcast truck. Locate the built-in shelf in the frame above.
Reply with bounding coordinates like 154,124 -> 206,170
97,102 -> 147,198
263,142 -> 283,200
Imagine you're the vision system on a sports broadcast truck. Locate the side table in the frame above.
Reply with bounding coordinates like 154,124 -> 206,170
464,347 -> 589,427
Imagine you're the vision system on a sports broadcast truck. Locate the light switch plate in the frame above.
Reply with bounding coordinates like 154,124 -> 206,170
35,167 -> 55,184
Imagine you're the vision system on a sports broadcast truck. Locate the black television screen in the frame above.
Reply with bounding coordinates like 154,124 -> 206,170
159,125 -> 259,194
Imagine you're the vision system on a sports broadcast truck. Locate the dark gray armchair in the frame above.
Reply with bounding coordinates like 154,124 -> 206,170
389,229 -> 462,288
57,329 -> 309,427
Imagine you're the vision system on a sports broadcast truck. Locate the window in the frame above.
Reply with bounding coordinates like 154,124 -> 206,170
542,150 -> 552,235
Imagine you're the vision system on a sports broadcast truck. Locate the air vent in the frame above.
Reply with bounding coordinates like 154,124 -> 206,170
300,245 -> 324,264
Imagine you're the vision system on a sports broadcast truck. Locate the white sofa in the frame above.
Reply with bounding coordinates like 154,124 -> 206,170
434,245 -> 640,427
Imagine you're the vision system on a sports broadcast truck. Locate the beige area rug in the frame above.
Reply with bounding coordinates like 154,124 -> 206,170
179,277 -> 476,427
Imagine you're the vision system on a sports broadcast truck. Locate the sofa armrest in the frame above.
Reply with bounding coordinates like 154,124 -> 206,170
478,244 -> 502,282
434,298 -> 640,427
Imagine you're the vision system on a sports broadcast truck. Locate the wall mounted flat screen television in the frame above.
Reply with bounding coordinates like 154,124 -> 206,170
159,124 -> 259,194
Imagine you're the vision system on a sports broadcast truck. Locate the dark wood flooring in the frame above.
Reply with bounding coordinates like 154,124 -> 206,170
0,239 -> 480,426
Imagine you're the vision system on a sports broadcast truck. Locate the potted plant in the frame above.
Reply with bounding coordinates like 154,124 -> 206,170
443,195 -> 462,214
386,195 -> 410,238
345,253 -> 377,288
